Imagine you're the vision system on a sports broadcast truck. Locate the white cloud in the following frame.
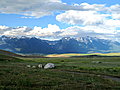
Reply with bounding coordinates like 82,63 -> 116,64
0,1 -> 120,19
0,26 -> 10,30
80,25 -> 115,34
78,3 -> 106,11
111,14 -> 120,19
56,10 -> 108,25
1,24 -> 61,38
55,3 -> 120,28
105,19 -> 120,26
109,4 -> 120,19
0,0 -> 93,18
0,26 -> 12,34
110,4 -> 120,13
3,26 -> 32,36
20,16 -> 33,19
59,25 -> 117,40
1,2 -> 120,41
27,24 -> 61,37
59,26 -> 96,37
55,5 -> 120,41
0,24 -> 119,41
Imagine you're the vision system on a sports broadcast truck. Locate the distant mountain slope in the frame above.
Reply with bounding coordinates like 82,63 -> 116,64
0,35 -> 120,54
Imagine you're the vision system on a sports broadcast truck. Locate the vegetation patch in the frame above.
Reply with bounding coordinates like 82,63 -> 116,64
0,55 -> 120,89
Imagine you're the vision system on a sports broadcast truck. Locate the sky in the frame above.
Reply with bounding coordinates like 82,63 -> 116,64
0,0 -> 120,41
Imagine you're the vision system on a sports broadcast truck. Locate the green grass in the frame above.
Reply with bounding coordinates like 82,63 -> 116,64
0,55 -> 120,89
22,57 -> 120,76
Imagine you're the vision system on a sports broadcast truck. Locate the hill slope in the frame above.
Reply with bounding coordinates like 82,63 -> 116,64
0,49 -> 21,57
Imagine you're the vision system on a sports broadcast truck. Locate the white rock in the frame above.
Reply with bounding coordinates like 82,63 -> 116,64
32,66 -> 36,68
44,63 -> 55,69
92,61 -> 102,63
26,65 -> 31,68
38,64 -> 43,68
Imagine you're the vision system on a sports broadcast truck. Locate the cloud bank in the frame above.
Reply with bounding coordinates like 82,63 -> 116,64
1,1 -> 120,18
0,24 -> 119,41
0,1 -> 120,42
0,0 -> 91,18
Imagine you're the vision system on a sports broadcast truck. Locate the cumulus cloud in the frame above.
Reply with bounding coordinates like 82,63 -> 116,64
1,2 -> 120,41
0,24 -> 119,41
0,26 -> 12,34
111,14 -> 120,19
56,10 -> 120,27
105,19 -> 120,26
76,3 -> 106,11
59,26 -> 99,37
1,24 -> 61,38
0,26 -> 10,30
1,0 -> 120,20
3,26 -> 32,36
0,0 -> 93,18
60,25 -> 117,40
109,4 -> 120,13
55,3 -> 120,26
55,2 -> 120,41
109,4 -> 120,19
0,1 -> 120,19
56,10 -> 108,25
26,24 -> 61,37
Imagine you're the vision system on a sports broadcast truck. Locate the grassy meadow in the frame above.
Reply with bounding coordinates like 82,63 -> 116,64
0,54 -> 120,89
46,53 -> 120,57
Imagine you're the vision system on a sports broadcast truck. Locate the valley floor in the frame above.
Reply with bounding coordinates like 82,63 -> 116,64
0,55 -> 120,90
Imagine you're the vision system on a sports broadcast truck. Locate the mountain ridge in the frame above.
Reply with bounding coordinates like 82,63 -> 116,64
0,35 -> 120,54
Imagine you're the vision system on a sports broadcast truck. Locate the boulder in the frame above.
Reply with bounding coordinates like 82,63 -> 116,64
32,65 -> 36,68
38,64 -> 43,68
92,61 -> 102,63
26,65 -> 31,68
44,63 -> 55,69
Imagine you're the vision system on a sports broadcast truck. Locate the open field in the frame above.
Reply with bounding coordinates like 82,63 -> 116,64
46,53 -> 120,57
0,54 -> 120,89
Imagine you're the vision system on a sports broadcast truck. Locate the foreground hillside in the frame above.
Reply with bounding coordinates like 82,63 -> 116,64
1,35 -> 120,54
0,54 -> 120,89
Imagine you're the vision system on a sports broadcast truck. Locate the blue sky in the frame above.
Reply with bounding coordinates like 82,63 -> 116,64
63,0 -> 120,6
0,13 -> 71,29
0,0 -> 120,28
0,0 -> 120,41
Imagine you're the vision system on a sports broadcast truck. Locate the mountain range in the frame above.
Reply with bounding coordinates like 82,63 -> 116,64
0,35 -> 120,54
